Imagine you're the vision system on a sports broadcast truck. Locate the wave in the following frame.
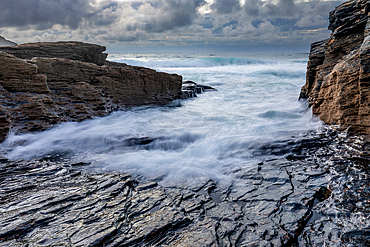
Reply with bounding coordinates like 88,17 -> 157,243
257,110 -> 303,119
108,56 -> 269,68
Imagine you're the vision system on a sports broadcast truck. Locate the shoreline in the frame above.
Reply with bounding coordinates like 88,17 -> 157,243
1,126 -> 369,246
0,0 -> 369,245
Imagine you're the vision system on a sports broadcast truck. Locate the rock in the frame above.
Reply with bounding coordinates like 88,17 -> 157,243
0,41 -> 183,140
0,127 -> 368,246
178,80 -> 217,99
0,36 -> 17,47
0,41 -> 107,66
32,57 -> 182,107
0,41 -> 217,141
0,52 -> 50,94
300,0 -> 370,135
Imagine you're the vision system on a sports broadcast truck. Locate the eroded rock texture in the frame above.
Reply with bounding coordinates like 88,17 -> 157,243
0,42 -> 183,142
300,0 -> 370,135
0,41 -> 107,66
0,128 -> 369,246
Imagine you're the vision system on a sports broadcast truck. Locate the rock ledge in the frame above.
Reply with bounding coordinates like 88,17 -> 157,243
0,41 -> 184,142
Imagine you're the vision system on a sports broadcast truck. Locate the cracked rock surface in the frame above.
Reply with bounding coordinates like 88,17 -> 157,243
0,127 -> 369,246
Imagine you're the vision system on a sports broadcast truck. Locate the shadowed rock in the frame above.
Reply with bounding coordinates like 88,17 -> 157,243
178,80 -> 217,99
0,127 -> 368,246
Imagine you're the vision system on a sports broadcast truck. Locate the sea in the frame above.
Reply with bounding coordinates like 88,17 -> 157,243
1,53 -> 323,188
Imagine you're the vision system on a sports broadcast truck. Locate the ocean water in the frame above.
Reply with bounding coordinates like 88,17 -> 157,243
1,53 -> 322,188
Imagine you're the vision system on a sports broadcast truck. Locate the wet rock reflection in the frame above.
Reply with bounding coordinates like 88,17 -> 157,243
0,127 -> 369,246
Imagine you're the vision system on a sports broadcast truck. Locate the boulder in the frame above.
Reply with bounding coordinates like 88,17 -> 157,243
178,80 -> 217,99
300,0 -> 370,135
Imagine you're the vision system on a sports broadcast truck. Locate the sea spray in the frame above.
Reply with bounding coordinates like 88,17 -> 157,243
0,52 -> 322,187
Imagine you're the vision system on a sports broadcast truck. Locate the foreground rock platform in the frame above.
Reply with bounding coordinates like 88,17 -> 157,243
300,0 -> 370,135
1,127 -> 369,246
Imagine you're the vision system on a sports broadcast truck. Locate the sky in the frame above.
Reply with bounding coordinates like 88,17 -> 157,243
0,0 -> 345,52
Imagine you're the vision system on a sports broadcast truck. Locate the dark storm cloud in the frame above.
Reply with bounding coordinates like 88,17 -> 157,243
0,0 -> 115,30
242,0 -> 298,19
211,0 -> 241,14
126,0 -> 207,33
0,0 -> 347,51
265,0 -> 297,17
243,0 -> 263,17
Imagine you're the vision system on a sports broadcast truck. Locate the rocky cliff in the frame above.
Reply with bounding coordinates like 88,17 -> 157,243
0,41 -> 107,65
300,0 -> 370,135
0,42 -> 183,142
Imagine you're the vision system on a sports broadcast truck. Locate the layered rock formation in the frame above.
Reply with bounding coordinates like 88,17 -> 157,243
0,128 -> 369,246
0,42 -> 183,142
0,41 -> 107,65
300,0 -> 370,135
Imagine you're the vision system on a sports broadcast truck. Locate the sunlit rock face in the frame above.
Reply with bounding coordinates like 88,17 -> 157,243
300,0 -> 370,135
0,41 -> 182,142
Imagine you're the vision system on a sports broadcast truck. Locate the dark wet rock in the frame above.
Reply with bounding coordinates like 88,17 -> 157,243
0,127 -> 368,246
178,80 -> 217,99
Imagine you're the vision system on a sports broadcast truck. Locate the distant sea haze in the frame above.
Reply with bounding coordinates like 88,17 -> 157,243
1,53 -> 321,188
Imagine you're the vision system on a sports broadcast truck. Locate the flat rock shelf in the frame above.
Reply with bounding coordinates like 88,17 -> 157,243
1,127 -> 369,246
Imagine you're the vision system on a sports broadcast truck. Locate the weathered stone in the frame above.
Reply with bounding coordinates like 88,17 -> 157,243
0,126 -> 368,246
177,80 -> 217,100
0,42 -> 183,140
0,41 -> 107,66
32,57 -> 183,107
300,0 -> 370,135
0,52 -> 49,94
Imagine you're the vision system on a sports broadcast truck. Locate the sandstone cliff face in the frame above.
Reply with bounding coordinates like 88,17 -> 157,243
300,0 -> 370,135
0,42 -> 182,142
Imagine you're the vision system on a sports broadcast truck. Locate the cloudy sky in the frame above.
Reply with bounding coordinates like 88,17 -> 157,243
0,0 -> 344,52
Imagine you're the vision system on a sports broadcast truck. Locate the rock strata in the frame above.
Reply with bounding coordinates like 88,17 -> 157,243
300,0 -> 370,135
0,127 -> 368,246
0,41 -> 184,142
0,41 -> 107,66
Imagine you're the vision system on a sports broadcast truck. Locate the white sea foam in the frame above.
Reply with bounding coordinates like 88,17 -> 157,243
0,53 -> 321,187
